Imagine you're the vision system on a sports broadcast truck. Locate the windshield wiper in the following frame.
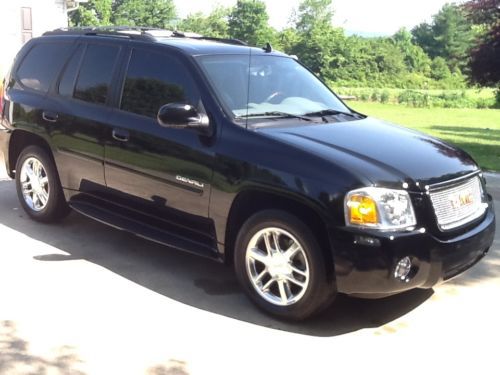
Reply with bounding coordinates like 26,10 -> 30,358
305,109 -> 358,118
238,111 -> 313,121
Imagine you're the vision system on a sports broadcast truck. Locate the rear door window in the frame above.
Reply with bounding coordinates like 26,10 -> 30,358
74,44 -> 120,105
16,42 -> 72,93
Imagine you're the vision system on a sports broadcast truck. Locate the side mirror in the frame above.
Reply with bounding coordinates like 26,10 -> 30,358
157,103 -> 210,133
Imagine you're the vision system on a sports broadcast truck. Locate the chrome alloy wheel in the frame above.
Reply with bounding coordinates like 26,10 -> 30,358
245,227 -> 310,306
19,157 -> 50,212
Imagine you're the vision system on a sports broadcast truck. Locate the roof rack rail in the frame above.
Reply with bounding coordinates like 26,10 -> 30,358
43,27 -> 160,41
43,27 -> 249,46
171,31 -> 247,46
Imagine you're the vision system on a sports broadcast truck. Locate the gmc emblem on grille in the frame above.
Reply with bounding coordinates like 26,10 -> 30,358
450,191 -> 474,209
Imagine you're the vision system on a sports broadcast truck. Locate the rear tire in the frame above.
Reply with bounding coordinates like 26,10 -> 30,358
15,145 -> 70,222
234,210 -> 336,320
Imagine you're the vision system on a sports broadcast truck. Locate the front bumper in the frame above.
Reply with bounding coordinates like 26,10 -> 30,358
332,198 -> 495,296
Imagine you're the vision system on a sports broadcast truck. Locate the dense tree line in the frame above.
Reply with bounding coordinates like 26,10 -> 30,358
464,0 -> 500,87
70,0 -> 499,90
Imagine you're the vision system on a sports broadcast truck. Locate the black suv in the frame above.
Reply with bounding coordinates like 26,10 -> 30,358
0,28 -> 495,320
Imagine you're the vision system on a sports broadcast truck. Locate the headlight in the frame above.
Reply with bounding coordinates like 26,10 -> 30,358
345,187 -> 416,230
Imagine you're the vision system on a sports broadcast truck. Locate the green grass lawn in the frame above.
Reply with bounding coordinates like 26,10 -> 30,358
348,102 -> 500,171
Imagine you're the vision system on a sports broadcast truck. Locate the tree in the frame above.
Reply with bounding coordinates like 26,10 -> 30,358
463,0 -> 500,86
289,0 -> 344,79
464,0 -> 500,26
228,0 -> 274,46
469,28 -> 500,86
431,57 -> 452,80
177,6 -> 230,38
293,0 -> 334,33
70,0 -> 113,26
412,4 -> 475,72
411,22 -> 436,55
112,0 -> 176,28
276,28 -> 300,54
392,28 -> 432,74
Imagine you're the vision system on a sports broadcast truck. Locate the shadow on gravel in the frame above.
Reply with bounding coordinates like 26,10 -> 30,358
0,180 -> 443,337
0,320 -> 85,374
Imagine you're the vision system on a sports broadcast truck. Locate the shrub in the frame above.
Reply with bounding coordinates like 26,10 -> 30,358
359,91 -> 370,101
380,90 -> 390,103
330,86 -> 497,109
397,90 -> 429,107
476,98 -> 490,109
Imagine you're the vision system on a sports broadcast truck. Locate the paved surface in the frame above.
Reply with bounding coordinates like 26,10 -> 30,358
0,154 -> 499,375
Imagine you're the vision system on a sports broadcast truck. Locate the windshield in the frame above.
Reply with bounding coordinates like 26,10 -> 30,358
197,54 -> 351,119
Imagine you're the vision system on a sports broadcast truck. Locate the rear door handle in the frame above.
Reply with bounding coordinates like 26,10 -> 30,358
42,111 -> 59,123
112,128 -> 130,142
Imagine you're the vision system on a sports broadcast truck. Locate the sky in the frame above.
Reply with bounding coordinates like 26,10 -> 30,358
175,0 -> 463,36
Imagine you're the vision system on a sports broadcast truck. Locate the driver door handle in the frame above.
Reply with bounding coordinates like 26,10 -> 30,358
112,128 -> 130,142
42,111 -> 59,123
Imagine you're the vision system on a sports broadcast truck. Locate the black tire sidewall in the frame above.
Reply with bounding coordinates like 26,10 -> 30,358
15,146 -> 67,222
234,210 -> 335,320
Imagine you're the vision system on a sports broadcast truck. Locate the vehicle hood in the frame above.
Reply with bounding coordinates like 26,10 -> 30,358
258,117 -> 479,188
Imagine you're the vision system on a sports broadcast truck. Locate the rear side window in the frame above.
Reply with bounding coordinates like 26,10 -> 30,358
74,44 -> 119,105
16,42 -> 72,93
121,49 -> 199,119
58,45 -> 84,97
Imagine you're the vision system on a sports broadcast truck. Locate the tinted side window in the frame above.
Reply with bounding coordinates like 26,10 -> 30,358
121,49 -> 198,119
58,45 -> 84,97
16,42 -> 72,93
74,44 -> 119,104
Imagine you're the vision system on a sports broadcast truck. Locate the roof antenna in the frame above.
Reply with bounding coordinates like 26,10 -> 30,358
263,42 -> 272,53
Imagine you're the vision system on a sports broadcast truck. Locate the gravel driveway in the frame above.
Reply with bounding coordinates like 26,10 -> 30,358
0,154 -> 498,375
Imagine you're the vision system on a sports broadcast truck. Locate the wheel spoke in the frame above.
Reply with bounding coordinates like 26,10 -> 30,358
284,243 -> 301,260
32,160 -> 39,177
248,247 -> 270,266
263,232 -> 273,254
39,176 -> 49,186
254,269 -> 268,284
25,164 -> 35,180
277,280 -> 288,303
26,196 -> 35,209
22,182 -> 32,193
291,265 -> 307,277
284,280 -> 293,297
32,193 -> 41,208
36,161 -> 44,178
284,274 -> 306,289
37,191 -> 48,206
261,278 -> 275,292
272,231 -> 281,252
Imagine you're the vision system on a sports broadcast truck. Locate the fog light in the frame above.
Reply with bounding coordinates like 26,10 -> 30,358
394,256 -> 412,281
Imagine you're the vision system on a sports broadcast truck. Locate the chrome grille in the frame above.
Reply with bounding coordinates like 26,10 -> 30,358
429,176 -> 487,230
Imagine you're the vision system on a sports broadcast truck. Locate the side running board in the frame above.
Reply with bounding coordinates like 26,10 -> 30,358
69,199 -> 220,261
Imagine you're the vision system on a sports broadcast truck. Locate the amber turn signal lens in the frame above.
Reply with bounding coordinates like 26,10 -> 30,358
347,195 -> 378,225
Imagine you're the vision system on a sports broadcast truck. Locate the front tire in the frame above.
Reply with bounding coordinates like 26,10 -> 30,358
15,145 -> 70,222
234,210 -> 336,320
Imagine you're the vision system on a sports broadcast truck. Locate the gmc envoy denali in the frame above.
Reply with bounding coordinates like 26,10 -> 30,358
0,28 -> 495,320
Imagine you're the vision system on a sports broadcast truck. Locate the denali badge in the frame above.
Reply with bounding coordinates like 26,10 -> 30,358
450,190 -> 474,209
176,175 -> 204,189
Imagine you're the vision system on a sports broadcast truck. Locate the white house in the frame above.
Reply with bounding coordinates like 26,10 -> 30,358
0,1 -> 86,79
